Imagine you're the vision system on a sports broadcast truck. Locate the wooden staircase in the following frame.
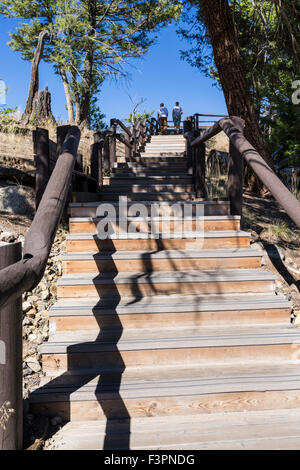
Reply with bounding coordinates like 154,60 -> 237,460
30,135 -> 300,450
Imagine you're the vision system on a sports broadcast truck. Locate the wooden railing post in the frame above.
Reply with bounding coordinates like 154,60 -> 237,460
228,117 -> 244,216
57,125 -> 72,204
132,125 -> 137,157
184,118 -> 193,175
194,142 -> 207,199
57,125 -> 71,158
0,242 -> 22,450
33,128 -> 50,210
75,152 -> 83,172
109,119 -> 117,168
102,132 -> 110,171
91,132 -> 103,187
125,132 -> 131,159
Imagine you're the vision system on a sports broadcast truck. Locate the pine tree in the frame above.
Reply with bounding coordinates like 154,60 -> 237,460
0,0 -> 182,127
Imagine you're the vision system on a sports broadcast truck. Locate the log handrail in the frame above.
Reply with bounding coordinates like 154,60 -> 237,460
110,118 -> 131,137
105,116 -> 158,164
0,126 -> 81,309
116,132 -> 132,149
184,116 -> 300,229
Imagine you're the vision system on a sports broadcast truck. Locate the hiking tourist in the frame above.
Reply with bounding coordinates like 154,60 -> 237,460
172,101 -> 183,134
157,103 -> 168,135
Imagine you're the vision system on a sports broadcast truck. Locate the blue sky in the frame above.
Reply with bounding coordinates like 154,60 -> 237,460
0,16 -> 227,124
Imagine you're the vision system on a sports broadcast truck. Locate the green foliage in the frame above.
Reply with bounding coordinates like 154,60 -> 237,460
0,108 -> 26,133
178,0 -> 300,166
88,94 -> 107,131
127,110 -> 154,123
267,219 -> 295,242
0,0 -> 182,126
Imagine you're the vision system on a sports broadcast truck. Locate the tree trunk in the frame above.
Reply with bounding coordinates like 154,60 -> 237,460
79,50 -> 93,127
59,67 -> 75,123
71,71 -> 81,125
201,0 -> 273,171
23,30 -> 49,121
78,0 -> 97,127
30,87 -> 55,124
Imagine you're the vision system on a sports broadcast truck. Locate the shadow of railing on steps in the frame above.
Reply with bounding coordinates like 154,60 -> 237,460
31,238 -> 131,450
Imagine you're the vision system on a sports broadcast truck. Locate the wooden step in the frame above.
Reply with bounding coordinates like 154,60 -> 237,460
72,192 -> 102,203
114,162 -> 187,169
56,268 -> 275,298
100,192 -> 195,201
101,183 -> 195,193
150,136 -> 185,141
69,215 -> 241,234
126,156 -> 186,163
148,144 -> 186,147
39,358 -> 295,387
69,200 -> 230,218
104,175 -> 193,184
66,230 -> 250,252
41,408 -> 300,450
49,294 -> 291,332
39,323 -> 300,372
143,147 -> 186,152
31,356 -> 300,421
111,169 -> 188,177
139,153 -> 185,158
143,148 -> 186,154
62,249 -> 263,274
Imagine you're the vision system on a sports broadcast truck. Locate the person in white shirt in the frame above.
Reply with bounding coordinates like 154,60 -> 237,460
172,102 -> 183,134
157,103 -> 168,135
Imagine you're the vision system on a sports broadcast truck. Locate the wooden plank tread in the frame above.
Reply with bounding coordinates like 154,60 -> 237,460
49,293 -> 291,316
66,230 -> 250,240
57,268 -> 276,286
69,200 -> 230,208
69,215 -> 241,222
43,408 -> 300,450
40,324 -> 300,354
31,362 -> 300,402
62,248 -> 262,261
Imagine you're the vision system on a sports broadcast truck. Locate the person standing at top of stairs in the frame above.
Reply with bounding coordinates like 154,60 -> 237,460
157,103 -> 168,135
172,102 -> 183,134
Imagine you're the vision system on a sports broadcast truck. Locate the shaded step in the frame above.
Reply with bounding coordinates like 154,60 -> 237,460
104,175 -> 193,184
111,169 -> 189,177
150,136 -> 185,141
114,162 -> 187,169
72,192 -> 102,203
143,149 -> 186,154
69,215 -> 241,234
143,147 -> 186,152
49,294 -> 291,332
126,156 -> 186,163
42,408 -> 300,450
62,248 -> 263,274
101,184 -> 195,193
66,230 -> 250,252
139,153 -> 185,158
56,268 -> 275,298
100,192 -> 194,201
69,200 -> 230,218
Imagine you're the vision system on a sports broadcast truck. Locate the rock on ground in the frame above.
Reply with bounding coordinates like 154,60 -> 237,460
0,185 -> 34,216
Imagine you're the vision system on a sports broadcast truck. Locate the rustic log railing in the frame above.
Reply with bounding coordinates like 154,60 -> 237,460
0,126 -> 81,307
0,125 -> 81,449
104,117 -> 158,168
184,116 -> 300,228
